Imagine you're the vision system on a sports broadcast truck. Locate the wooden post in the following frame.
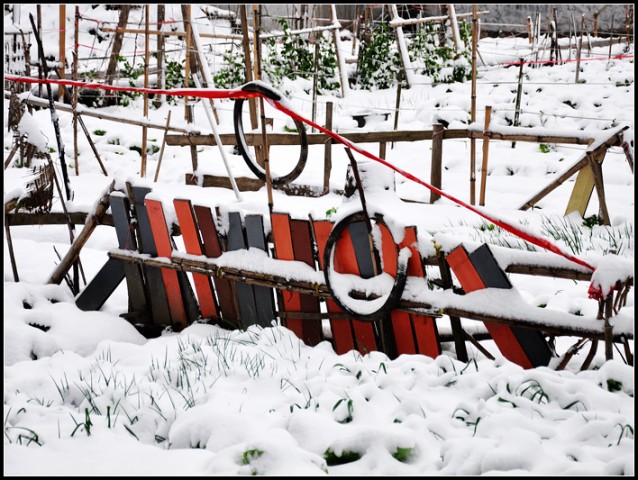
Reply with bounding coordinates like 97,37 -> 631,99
141,4 -> 150,178
527,16 -> 533,44
184,5 -> 192,122
73,6 -> 79,175
155,4 -> 165,108
470,5 -> 478,205
511,58 -> 524,148
588,154 -> 611,226
323,101 -> 333,194
390,4 -> 414,88
430,123 -> 443,204
252,4 -> 265,168
5,213 -> 20,282
154,111 -> 172,182
379,141 -> 387,160
479,105 -> 492,207
58,5 -> 66,102
447,4 -> 460,51
37,5 -> 42,97
603,296 -> 614,360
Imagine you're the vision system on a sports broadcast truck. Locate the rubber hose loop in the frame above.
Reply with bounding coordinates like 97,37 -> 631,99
323,211 -> 408,323
233,97 -> 308,186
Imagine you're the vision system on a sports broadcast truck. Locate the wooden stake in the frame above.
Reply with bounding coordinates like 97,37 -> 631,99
183,5 -> 192,122
5,213 -> 20,282
430,124 -> 443,204
311,42 -> 319,131
141,4 -> 150,178
447,4 -> 460,51
104,6 -> 131,100
479,105 -> 492,206
330,4 -> 348,97
470,4 -> 478,205
575,14 -> 584,83
390,4 -> 414,88
392,71 -> 402,149
527,16 -> 533,44
154,111 -> 172,182
240,5 -> 258,131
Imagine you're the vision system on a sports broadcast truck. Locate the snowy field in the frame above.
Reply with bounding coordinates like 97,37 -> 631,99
4,4 -> 635,476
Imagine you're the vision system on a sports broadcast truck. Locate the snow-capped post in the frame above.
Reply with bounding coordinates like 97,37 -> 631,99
330,4 -> 349,97
390,4 -> 415,89
28,13 -> 72,202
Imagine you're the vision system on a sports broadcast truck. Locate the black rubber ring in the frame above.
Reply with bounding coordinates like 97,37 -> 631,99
323,211 -> 408,323
233,96 -> 308,186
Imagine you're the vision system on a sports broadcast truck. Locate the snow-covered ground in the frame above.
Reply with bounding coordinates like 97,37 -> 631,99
4,4 -> 634,475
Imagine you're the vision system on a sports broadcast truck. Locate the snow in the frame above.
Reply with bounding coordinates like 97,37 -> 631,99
3,4 -> 634,476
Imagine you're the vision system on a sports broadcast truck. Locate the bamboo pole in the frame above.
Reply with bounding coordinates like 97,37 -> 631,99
155,4 -> 165,108
527,16 -> 533,44
183,5 -> 192,122
37,5 -> 42,97
479,105 -> 492,206
392,71 -> 402,149
5,213 -> 20,282
189,15 -> 220,123
240,5 -> 258,131
73,7 -> 79,175
511,58 -> 524,148
575,14 -> 584,83
447,4 -> 460,51
153,111 -> 172,182
390,4 -> 415,88
330,4 -> 349,97
389,10 -> 488,28
104,6 -> 131,99
470,5 -> 478,205
140,5 -> 150,178
430,124 -> 444,204
311,42 -> 319,131
58,5 -> 66,101
323,101 -> 333,194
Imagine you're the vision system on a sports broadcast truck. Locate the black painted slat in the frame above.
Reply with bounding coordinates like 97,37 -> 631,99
131,186 -> 172,328
348,220 -> 375,279
227,212 -> 259,327
75,258 -> 125,311
245,214 -> 276,328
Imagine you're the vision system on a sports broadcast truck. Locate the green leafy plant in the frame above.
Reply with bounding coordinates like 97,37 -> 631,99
357,21 -> 401,90
212,48 -> 246,89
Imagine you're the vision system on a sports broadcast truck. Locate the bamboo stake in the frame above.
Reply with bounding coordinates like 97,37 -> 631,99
153,111 -> 172,182
73,7 -> 79,175
330,4 -> 349,97
37,5 -> 42,97
141,4 -> 150,178
511,59 -> 524,148
189,15 -> 220,124
392,71 -> 402,149
323,101 -> 333,194
240,5 -> 258,131
311,42 -> 319,132
470,5 -> 478,205
390,4 -> 415,88
575,14 -> 584,83
104,6 -> 131,100
447,4 -> 461,51
479,106 -> 492,206
252,4 -> 265,168
527,16 -> 533,44
183,5 -> 192,123
155,4 -> 165,108
58,5 -> 66,102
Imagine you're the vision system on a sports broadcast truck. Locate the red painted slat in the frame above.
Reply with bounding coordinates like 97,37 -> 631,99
446,245 -> 533,369
174,199 -> 219,321
145,199 -> 188,330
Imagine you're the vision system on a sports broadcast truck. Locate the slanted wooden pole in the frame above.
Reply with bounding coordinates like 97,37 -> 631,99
104,6 -> 131,100
392,71 -> 402,149
430,124 -> 443,203
390,4 -> 415,88
154,111 -> 172,182
48,181 -> 116,285
330,4 -> 349,97
479,105 -> 492,206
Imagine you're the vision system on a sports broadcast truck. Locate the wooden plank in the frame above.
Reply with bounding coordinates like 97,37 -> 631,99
564,162 -> 596,217
145,199 -> 189,330
311,219 -> 356,354
129,186 -> 172,328
193,205 -> 240,328
399,226 -> 441,358
245,214 -> 276,327
469,244 -> 552,368
174,199 -> 220,321
227,211 -> 260,327
290,218 -> 324,346
447,244 -> 545,369
109,194 -> 149,321
75,258 -> 125,312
